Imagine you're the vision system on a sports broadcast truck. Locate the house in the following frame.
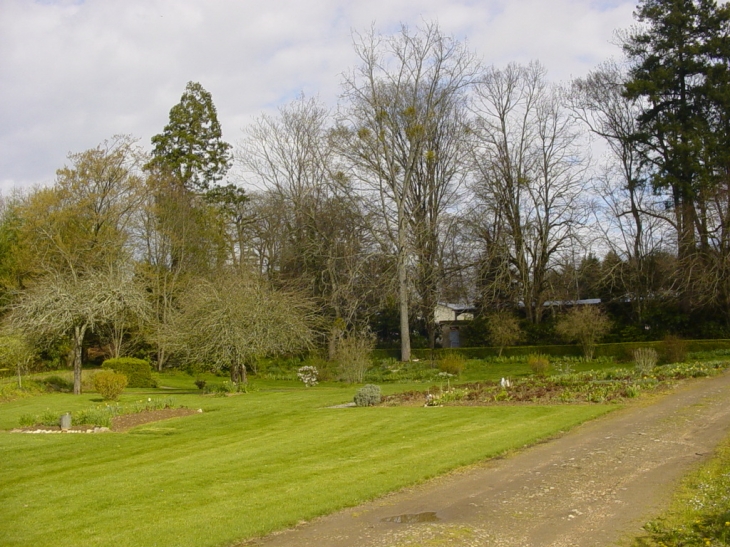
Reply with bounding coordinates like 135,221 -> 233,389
435,302 -> 476,349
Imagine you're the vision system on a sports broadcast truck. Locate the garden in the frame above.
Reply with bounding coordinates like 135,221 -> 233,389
2,342 -> 730,547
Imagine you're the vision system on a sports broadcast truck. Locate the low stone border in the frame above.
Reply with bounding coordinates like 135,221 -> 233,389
11,427 -> 110,434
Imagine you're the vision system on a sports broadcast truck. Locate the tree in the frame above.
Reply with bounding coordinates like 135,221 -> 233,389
240,96 -> 382,331
339,22 -> 478,360
622,0 -> 730,310
0,335 -> 35,388
7,269 -> 151,394
485,311 -> 522,356
170,274 -> 316,388
146,81 -> 232,192
470,62 -> 588,323
18,135 -> 145,278
555,306 -> 612,360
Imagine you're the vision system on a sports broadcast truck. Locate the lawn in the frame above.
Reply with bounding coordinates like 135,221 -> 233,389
0,373 -> 614,547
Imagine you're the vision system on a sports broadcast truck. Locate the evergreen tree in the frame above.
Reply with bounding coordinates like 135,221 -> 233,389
147,81 -> 232,192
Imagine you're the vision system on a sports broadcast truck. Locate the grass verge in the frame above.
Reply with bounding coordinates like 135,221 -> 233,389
632,434 -> 730,546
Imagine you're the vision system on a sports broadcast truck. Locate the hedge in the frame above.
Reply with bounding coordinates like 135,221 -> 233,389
101,357 -> 156,388
371,339 -> 730,362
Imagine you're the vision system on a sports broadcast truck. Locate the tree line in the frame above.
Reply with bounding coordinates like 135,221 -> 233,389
2,0 -> 730,386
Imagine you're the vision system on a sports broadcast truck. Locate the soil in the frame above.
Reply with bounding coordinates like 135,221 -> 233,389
110,408 -> 198,431
244,370 -> 730,547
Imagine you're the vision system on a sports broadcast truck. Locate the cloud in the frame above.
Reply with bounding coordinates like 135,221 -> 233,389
0,0 -> 636,192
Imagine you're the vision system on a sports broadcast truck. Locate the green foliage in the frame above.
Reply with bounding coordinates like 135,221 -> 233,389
93,370 -> 128,401
102,357 -> 157,388
354,384 -> 382,407
438,352 -> 466,376
147,81 -> 232,192
527,354 -> 550,376
660,335 -> 689,364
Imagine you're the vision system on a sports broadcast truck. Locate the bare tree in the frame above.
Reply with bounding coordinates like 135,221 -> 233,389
7,269 -> 151,394
170,274 -> 316,388
470,62 -> 588,323
239,96 -> 381,334
571,61 -> 672,321
339,22 -> 478,360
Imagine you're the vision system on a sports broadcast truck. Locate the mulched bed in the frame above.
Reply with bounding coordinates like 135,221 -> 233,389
111,408 -> 199,432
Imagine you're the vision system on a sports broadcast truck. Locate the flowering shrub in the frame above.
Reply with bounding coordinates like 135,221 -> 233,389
297,366 -> 319,387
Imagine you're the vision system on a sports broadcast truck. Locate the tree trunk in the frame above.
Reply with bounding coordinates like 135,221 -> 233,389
72,324 -> 87,395
398,224 -> 411,362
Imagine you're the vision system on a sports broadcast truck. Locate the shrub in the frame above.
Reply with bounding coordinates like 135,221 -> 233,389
438,352 -> 466,376
102,357 -> 156,388
93,370 -> 128,401
194,379 -> 207,390
527,354 -> 550,376
297,366 -> 319,387
633,347 -> 658,375
555,306 -> 612,360
485,312 -> 523,356
354,384 -> 381,407
660,335 -> 688,364
335,330 -> 375,383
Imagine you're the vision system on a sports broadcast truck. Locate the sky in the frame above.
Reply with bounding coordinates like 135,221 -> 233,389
0,0 -> 637,193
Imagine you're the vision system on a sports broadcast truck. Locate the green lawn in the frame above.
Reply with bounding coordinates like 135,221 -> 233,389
0,376 -> 614,547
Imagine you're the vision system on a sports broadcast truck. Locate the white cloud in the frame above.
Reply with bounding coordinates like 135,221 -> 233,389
0,0 -> 636,191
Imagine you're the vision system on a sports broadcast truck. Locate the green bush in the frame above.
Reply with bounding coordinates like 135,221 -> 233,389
354,384 -> 381,407
527,354 -> 550,376
438,352 -> 466,375
102,357 -> 157,388
93,370 -> 128,401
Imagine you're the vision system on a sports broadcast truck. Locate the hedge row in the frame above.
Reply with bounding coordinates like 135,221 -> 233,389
101,357 -> 157,388
371,339 -> 730,361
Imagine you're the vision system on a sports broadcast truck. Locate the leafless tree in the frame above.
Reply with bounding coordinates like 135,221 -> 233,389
470,62 -> 589,323
169,273 -> 316,387
339,22 -> 478,360
7,268 -> 151,394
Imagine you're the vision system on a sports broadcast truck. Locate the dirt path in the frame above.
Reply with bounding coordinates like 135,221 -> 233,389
245,371 -> 730,547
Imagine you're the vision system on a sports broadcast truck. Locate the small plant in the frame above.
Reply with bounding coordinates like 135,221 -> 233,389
18,413 -> 36,427
93,370 -> 128,401
297,366 -> 319,387
354,384 -> 381,407
660,335 -> 688,364
527,354 -> 550,376
194,379 -> 207,390
633,347 -> 658,375
438,352 -> 466,376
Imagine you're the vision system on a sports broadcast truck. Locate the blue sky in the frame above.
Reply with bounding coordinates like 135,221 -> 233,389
0,0 -> 637,192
